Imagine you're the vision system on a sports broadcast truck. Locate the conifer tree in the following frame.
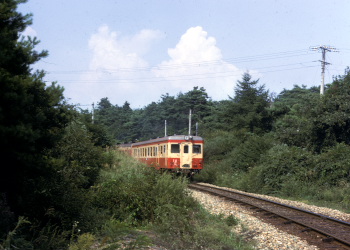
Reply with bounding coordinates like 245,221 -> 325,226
0,0 -> 69,231
226,73 -> 271,133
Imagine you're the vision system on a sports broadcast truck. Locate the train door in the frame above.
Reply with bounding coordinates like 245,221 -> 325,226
180,142 -> 192,168
156,145 -> 160,167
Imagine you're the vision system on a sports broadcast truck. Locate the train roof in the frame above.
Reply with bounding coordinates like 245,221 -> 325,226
118,135 -> 204,148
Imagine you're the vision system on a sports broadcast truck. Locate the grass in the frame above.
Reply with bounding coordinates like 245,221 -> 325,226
70,150 -> 255,250
196,162 -> 350,214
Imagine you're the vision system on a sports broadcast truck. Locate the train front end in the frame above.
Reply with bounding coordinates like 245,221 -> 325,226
167,135 -> 204,175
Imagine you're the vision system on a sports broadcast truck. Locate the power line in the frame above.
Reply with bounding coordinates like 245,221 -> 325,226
40,47 -> 345,87
47,49 -> 312,75
47,64 -> 319,84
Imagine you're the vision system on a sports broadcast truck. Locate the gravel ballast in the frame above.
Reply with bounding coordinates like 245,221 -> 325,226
190,183 -> 350,250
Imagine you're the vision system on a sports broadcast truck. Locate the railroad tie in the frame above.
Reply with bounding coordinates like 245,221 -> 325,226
322,236 -> 334,242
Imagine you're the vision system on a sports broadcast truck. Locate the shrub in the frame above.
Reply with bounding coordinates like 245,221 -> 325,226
238,144 -> 314,193
68,233 -> 95,250
93,151 -> 253,249
227,133 -> 274,171
203,130 -> 244,161
313,143 -> 350,186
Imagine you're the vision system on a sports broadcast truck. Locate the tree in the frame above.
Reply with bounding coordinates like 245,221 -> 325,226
0,0 -> 72,236
311,68 -> 350,151
177,86 -> 211,121
273,68 -> 350,152
272,85 -> 319,148
271,85 -> 319,119
224,73 -> 271,133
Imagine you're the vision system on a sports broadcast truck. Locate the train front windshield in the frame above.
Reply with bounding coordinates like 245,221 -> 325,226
170,143 -> 202,154
193,145 -> 201,153
171,144 -> 180,153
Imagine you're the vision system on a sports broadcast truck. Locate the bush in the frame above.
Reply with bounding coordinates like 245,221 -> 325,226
68,233 -> 95,250
153,206 -> 252,250
313,143 -> 350,186
227,133 -> 274,171
232,144 -> 314,194
93,151 -> 253,249
203,130 -> 245,162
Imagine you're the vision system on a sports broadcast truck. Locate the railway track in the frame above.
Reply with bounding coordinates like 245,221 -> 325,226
188,183 -> 350,250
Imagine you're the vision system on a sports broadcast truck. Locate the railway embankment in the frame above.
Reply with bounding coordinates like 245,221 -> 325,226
190,183 -> 350,250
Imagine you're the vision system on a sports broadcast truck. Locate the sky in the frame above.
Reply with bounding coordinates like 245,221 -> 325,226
18,0 -> 350,109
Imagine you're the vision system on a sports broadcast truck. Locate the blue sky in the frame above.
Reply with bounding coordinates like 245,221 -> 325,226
19,0 -> 350,109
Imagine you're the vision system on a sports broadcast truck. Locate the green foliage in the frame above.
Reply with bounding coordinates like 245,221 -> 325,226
227,133 -> 274,171
222,72 -> 272,133
313,143 -> 350,186
202,130 -> 244,162
154,206 -> 252,250
0,0 -> 48,76
90,151 -> 251,249
0,216 -> 30,250
53,121 -> 104,187
68,233 -> 95,250
271,84 -> 319,118
94,87 -> 213,142
241,144 -> 314,193
0,2 -> 79,245
3,1 -> 350,248
225,214 -> 239,227
273,69 -> 350,152
310,68 -> 350,151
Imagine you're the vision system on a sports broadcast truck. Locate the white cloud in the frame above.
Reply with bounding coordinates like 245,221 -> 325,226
153,26 -> 244,101
68,25 -> 164,108
67,25 -> 246,108
88,24 -> 152,70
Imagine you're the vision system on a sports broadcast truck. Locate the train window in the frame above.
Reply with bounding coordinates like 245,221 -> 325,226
193,145 -> 201,154
164,145 -> 166,154
171,144 -> 180,153
184,145 -> 189,153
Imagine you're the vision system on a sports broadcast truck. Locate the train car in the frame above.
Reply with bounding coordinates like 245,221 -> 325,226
118,135 -> 204,176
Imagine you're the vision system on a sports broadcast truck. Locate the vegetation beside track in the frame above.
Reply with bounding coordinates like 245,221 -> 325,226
195,132 -> 350,213
2,0 -> 350,249
2,149 -> 254,250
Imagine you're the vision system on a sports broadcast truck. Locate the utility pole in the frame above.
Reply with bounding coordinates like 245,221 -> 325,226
310,45 -> 338,95
188,109 -> 192,135
92,102 -> 95,124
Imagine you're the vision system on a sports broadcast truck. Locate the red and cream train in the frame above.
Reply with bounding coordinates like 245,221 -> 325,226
118,135 -> 204,176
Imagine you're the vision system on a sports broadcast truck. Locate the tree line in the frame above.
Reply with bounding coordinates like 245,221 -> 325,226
1,0 -> 350,248
93,68 -> 350,154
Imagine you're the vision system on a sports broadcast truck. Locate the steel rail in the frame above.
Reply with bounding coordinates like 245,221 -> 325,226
189,183 -> 350,248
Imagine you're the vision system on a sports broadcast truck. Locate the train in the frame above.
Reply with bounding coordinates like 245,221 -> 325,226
118,134 -> 204,176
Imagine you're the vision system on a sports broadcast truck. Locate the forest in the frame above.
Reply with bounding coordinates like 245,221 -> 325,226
1,0 -> 350,249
